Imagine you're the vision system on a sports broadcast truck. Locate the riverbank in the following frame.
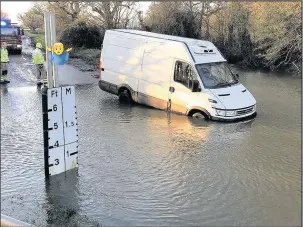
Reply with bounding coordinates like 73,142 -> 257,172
69,48 -> 100,78
69,48 -> 301,77
24,34 -> 301,77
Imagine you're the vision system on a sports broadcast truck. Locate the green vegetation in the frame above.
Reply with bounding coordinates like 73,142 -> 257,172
25,32 -> 46,49
17,1 -> 301,75
69,48 -> 100,69
60,21 -> 105,49
60,22 -> 103,69
143,2 -> 301,73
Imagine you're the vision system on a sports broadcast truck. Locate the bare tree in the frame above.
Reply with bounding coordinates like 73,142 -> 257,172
143,2 -> 199,38
17,3 -> 45,32
44,1 -> 88,33
184,1 -> 224,38
47,1 -> 83,20
86,1 -> 139,29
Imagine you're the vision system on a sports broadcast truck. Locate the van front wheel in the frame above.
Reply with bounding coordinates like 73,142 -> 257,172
118,89 -> 133,103
191,111 -> 210,121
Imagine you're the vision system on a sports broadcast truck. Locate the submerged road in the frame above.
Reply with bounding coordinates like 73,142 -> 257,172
1,53 -> 301,226
4,53 -> 96,87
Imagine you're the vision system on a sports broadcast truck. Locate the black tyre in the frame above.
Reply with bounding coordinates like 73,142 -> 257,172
191,111 -> 210,121
15,49 -> 22,55
118,89 -> 133,103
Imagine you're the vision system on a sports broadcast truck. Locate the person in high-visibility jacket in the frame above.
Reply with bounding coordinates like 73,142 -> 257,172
1,42 -> 10,83
32,42 -> 47,86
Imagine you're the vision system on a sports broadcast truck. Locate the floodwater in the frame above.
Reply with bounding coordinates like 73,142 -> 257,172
0,54 -> 301,226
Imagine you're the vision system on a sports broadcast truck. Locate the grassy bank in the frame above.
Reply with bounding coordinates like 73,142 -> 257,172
25,32 -> 46,48
69,48 -> 100,70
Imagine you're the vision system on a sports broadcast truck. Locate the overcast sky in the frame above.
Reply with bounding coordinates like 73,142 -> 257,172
1,1 -> 151,23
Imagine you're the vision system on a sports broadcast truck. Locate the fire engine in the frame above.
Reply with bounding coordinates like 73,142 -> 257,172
1,18 -> 24,54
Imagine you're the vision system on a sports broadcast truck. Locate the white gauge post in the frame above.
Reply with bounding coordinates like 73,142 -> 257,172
42,13 -> 79,178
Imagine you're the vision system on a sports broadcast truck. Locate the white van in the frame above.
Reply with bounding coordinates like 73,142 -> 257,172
98,29 -> 257,121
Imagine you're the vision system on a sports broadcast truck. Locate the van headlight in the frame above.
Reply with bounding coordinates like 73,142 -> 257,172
216,109 -> 225,116
215,109 -> 236,117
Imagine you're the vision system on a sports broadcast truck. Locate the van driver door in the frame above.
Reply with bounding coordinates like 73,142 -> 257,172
168,60 -> 201,114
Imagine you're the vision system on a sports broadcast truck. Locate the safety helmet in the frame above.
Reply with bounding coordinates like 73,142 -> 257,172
36,43 -> 42,49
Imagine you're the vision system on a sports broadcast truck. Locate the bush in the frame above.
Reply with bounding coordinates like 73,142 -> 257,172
146,10 -> 199,39
60,21 -> 105,49
70,48 -> 100,69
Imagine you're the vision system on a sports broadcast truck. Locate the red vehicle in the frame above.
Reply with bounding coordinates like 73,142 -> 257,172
1,18 -> 24,54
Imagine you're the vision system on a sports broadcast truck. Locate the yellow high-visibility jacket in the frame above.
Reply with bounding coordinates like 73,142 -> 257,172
1,48 -> 9,63
32,48 -> 44,65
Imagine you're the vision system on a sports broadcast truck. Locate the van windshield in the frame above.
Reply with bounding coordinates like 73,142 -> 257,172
195,62 -> 238,89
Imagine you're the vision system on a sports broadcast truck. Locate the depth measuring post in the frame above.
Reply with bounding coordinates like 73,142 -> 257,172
42,13 -> 79,178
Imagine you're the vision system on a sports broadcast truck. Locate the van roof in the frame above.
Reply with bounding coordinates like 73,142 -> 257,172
111,29 -> 213,47
109,29 -> 226,64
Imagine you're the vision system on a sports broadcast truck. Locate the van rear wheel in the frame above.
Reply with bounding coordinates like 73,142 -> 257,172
118,89 -> 133,103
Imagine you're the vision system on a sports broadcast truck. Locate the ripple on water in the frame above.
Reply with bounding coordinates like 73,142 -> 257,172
1,76 -> 301,226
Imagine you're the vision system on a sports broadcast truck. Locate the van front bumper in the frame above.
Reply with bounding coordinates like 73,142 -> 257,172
211,111 -> 257,122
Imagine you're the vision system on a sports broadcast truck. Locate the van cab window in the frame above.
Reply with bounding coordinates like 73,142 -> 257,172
174,61 -> 200,91
195,62 -> 238,89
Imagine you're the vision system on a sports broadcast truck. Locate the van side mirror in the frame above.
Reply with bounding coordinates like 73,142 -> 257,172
235,73 -> 239,79
192,80 -> 201,92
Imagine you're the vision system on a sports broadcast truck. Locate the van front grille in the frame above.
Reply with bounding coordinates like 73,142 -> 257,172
236,107 -> 254,116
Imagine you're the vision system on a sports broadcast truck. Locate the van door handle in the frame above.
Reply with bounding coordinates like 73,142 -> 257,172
169,87 -> 175,93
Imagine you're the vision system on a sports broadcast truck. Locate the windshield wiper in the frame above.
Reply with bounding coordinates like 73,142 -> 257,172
214,82 -> 230,88
229,80 -> 239,85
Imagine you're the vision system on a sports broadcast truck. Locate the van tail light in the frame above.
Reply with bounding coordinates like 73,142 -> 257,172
99,60 -> 102,80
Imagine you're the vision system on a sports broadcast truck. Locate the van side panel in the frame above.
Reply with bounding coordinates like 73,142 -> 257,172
138,52 -> 174,110
101,30 -> 195,112
101,33 -> 144,98
138,42 -> 192,110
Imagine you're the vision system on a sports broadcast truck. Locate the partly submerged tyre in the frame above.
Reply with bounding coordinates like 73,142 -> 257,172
191,111 -> 210,121
118,89 -> 133,103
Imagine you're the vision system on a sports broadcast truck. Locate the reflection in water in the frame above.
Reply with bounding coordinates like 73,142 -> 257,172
44,170 -> 80,226
78,95 -> 269,226
0,85 -> 9,95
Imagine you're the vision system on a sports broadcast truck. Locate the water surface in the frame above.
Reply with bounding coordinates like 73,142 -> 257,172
1,61 -> 301,226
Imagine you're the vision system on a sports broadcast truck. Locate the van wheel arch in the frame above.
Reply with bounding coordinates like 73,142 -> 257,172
187,109 -> 211,121
118,86 -> 133,103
